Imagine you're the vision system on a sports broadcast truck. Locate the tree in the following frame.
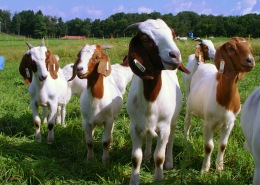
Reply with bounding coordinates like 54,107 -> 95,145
11,13 -> 21,35
34,10 -> 47,38
57,17 -> 67,37
18,10 -> 35,37
0,10 -> 11,33
44,15 -> 58,38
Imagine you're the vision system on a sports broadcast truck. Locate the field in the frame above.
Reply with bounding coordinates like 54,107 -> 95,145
0,33 -> 259,185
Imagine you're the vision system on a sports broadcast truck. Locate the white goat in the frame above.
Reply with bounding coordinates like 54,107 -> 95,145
69,44 -> 124,164
124,19 -> 190,184
241,86 -> 260,185
20,39 -> 68,144
182,39 -> 216,101
184,37 -> 255,173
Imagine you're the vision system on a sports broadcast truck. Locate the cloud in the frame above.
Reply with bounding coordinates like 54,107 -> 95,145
37,5 -> 66,19
113,5 -> 153,14
230,0 -> 258,15
137,7 -> 154,14
164,0 -> 213,15
70,5 -> 103,20
113,5 -> 125,13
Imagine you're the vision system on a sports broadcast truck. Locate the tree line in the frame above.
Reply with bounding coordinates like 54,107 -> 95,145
0,9 -> 260,39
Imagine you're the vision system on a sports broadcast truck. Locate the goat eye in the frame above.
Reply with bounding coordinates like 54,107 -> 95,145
142,36 -> 150,42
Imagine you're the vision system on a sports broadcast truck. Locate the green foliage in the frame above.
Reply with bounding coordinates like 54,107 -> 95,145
1,9 -> 260,38
0,36 -> 259,184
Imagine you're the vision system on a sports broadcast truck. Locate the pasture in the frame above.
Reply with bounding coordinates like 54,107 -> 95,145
0,34 -> 259,184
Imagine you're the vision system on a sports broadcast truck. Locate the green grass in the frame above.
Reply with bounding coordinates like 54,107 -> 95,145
0,33 -> 259,184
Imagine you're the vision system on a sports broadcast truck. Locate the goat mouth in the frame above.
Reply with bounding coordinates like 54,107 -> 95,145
163,60 -> 180,70
77,72 -> 88,79
242,63 -> 254,71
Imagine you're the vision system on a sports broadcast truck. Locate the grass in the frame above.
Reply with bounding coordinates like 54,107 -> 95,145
0,33 -> 259,184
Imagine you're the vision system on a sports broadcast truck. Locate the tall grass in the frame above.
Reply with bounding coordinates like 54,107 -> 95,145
0,33 -> 259,184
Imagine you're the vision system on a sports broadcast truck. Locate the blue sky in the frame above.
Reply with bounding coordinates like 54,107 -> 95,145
0,0 -> 259,21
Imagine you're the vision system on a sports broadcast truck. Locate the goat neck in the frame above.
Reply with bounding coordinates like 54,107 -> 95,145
215,37 -> 255,112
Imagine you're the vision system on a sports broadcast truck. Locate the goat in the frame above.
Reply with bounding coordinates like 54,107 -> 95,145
19,52 -> 62,124
19,39 -> 68,144
182,38 -> 216,101
63,55 -> 133,99
184,37 -> 255,173
241,86 -> 260,185
69,44 -> 123,164
124,19 -> 190,184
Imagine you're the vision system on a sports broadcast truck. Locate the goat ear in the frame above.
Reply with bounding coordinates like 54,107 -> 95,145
170,28 -> 176,39
195,45 -> 201,61
98,55 -> 111,77
46,50 -> 59,79
19,54 -> 32,85
225,42 -> 236,55
128,35 -> 155,80
68,50 -> 82,81
178,63 -> 190,74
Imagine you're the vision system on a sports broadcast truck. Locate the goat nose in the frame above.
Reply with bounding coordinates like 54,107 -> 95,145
77,66 -> 83,72
246,55 -> 254,64
169,51 -> 177,58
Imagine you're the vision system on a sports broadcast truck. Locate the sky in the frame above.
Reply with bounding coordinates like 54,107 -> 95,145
0,0 -> 259,21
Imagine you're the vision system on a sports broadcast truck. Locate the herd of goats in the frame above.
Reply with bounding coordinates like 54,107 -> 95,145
18,19 -> 258,184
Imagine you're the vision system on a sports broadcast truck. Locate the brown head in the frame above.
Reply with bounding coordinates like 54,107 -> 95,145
214,37 -> 255,79
69,44 -> 112,81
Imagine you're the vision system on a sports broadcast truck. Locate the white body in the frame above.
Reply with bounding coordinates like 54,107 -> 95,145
183,54 -> 201,100
241,86 -> 260,185
110,63 -> 133,95
80,74 -> 123,163
185,63 -> 239,172
128,70 -> 183,183
75,44 -> 126,164
28,46 -> 68,144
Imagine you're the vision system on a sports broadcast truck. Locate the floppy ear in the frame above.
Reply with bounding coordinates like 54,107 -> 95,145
97,54 -> 111,77
128,35 -> 155,80
19,53 -> 33,85
178,63 -> 190,74
195,45 -> 202,61
46,50 -> 59,79
225,42 -> 236,55
68,50 -> 82,81
170,28 -> 176,39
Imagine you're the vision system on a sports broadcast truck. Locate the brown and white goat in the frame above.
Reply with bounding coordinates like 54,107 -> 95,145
19,39 -> 68,144
184,37 -> 255,173
125,19 -> 190,185
69,44 -> 124,164
182,39 -> 216,101
19,52 -> 63,124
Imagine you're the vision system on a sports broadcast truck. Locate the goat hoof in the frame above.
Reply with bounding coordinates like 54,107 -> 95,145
164,163 -> 173,170
35,134 -> 42,142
